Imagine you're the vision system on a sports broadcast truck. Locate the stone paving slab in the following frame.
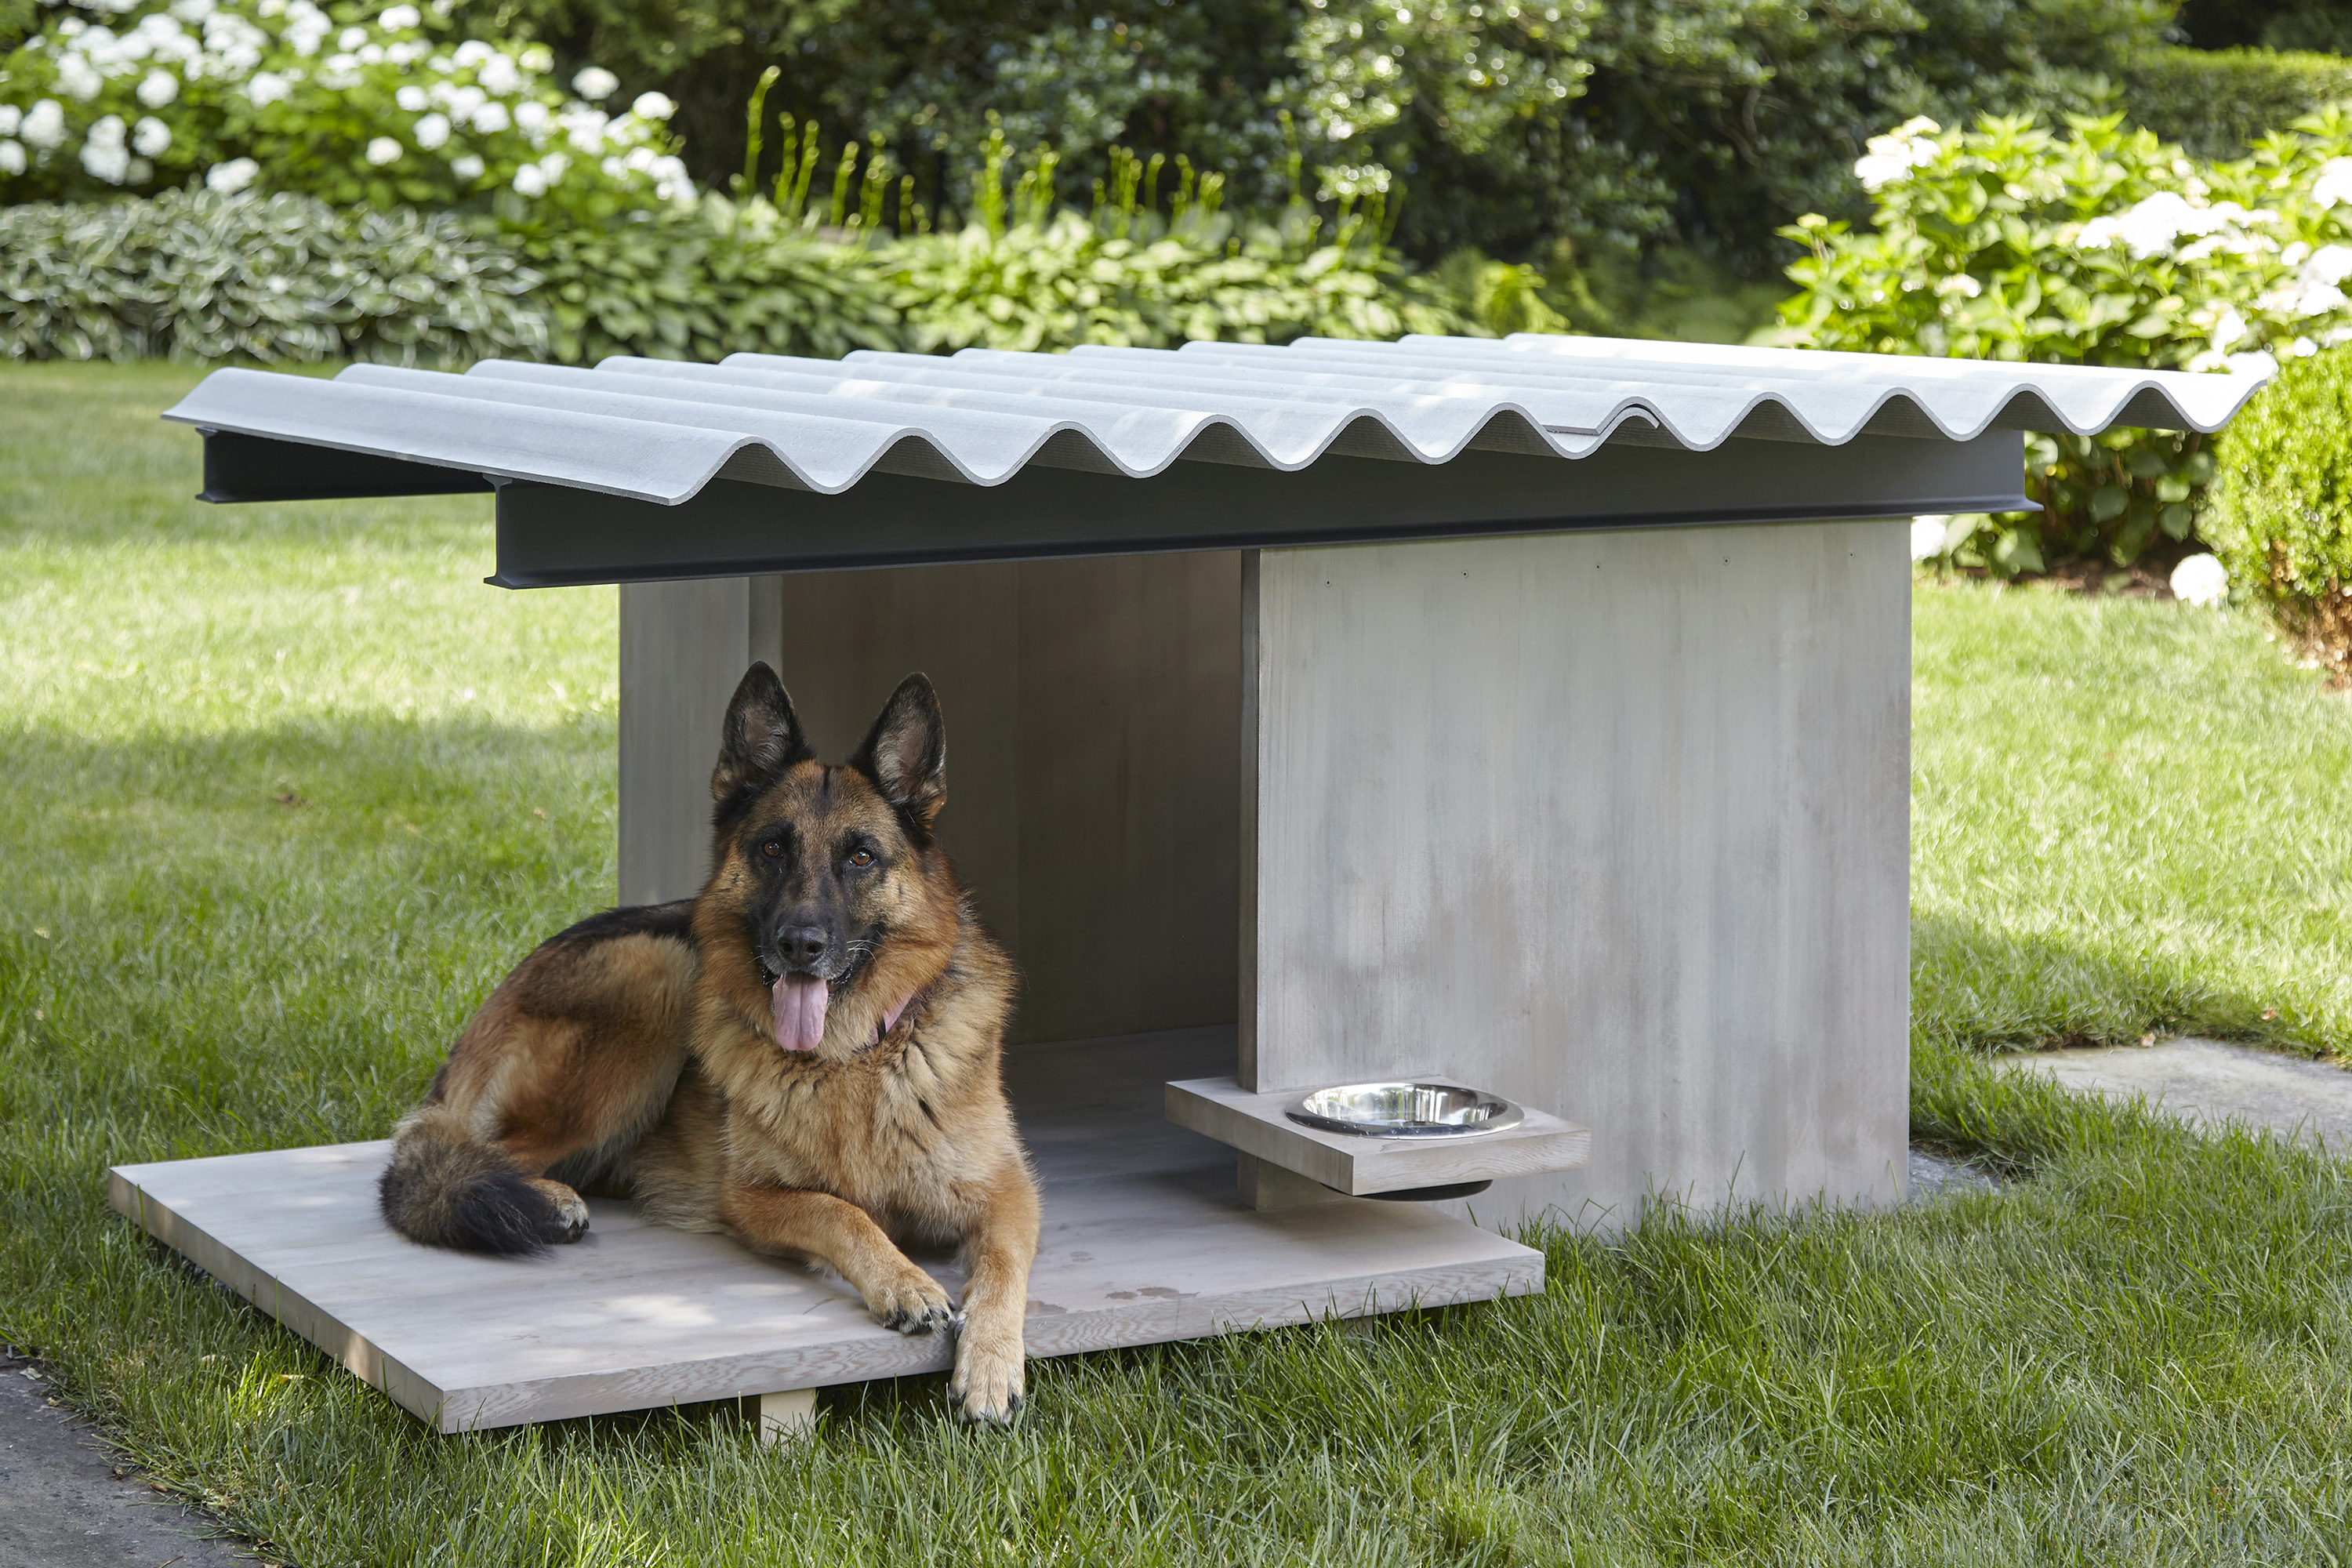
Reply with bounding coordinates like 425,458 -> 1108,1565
1994,1038 -> 2352,1150
1907,1146 -> 1998,1200
0,1351 -> 252,1568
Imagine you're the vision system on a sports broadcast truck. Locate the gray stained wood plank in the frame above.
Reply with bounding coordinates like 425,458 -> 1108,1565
111,1029 -> 1540,1432
1165,1075 -> 1592,1195
1240,524 -> 1913,1224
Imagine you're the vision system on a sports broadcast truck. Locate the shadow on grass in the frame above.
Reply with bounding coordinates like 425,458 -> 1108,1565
1911,911 -> 2324,1060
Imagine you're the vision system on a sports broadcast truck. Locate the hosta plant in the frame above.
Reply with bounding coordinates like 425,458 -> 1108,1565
0,186 -> 543,362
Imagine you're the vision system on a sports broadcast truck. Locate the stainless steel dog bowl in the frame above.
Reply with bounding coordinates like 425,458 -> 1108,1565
1285,1081 -> 1523,1138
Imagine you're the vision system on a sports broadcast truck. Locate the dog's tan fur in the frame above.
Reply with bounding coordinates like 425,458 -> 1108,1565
378,666 -> 1036,1421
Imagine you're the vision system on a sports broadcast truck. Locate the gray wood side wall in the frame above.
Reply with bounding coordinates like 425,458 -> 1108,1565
1243,521 -> 1912,1221
617,576 -> 782,906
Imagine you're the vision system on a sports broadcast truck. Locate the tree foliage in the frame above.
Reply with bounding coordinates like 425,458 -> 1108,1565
467,0 -> 2173,268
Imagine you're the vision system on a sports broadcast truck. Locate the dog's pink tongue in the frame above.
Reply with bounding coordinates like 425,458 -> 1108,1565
771,974 -> 828,1052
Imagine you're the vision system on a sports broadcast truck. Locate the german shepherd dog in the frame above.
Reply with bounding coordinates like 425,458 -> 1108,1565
378,665 -> 1038,1421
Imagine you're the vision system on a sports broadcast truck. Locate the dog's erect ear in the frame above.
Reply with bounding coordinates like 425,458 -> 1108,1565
850,673 -> 946,828
710,662 -> 813,814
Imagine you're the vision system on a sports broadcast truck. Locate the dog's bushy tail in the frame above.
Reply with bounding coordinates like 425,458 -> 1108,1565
378,1106 -> 560,1255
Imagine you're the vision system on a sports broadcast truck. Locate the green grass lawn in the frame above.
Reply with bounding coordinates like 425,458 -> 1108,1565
8,362 -> 2352,1566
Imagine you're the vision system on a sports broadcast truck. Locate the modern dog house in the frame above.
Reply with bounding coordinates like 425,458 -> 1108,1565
109,336 -> 2258,1436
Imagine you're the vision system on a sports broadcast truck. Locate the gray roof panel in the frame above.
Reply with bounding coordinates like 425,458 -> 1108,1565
162,334 -> 2266,509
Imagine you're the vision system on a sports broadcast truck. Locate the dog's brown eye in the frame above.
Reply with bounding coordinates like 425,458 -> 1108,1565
848,848 -> 875,868
762,839 -> 783,858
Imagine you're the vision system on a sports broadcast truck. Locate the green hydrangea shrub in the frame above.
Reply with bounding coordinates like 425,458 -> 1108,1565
1766,112 -> 2352,574
2205,345 -> 2352,677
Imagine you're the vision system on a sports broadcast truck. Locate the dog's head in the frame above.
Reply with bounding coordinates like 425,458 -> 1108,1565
702,662 -> 959,1058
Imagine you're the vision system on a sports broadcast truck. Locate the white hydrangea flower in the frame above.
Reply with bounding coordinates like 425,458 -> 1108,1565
395,84 -> 428,111
357,42 -> 384,64
285,13 -> 328,53
205,154 -> 258,192
245,70 -> 292,105
518,42 -> 552,72
557,105 -> 609,146
2169,554 -> 2228,608
136,68 -> 180,107
470,100 -> 510,133
386,40 -> 426,66
1853,116 -> 1941,191
452,39 -> 492,67
2210,306 -> 2248,356
648,152 -> 691,201
131,114 -> 171,155
0,106 -> 19,137
378,4 -> 422,28
510,162 -> 546,196
0,140 -> 24,176
631,90 -> 676,121
1910,516 -> 1951,561
572,65 -> 619,100
81,116 -> 132,182
170,0 -> 217,20
2223,349 -> 2278,379
56,54 -> 106,100
514,100 -> 550,140
2307,244 -> 2352,287
2077,192 -> 2271,260
337,24 -> 365,49
449,151 -> 485,181
20,100 -> 67,151
365,135 -> 401,165
2314,158 -> 2352,210
412,111 -> 449,151
535,149 -> 568,183
134,13 -> 198,63
477,53 -> 523,96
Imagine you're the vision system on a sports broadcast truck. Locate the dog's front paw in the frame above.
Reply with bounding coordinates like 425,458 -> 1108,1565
525,1178 -> 590,1244
946,1329 -> 1025,1424
866,1267 -> 956,1335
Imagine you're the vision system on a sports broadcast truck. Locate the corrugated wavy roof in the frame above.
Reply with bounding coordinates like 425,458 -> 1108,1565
163,334 -> 2267,506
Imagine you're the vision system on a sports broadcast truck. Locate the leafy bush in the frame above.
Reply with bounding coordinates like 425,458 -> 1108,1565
2205,345 -> 2352,677
877,134 -> 1472,353
0,143 -> 1477,370
2116,47 -> 2352,160
1768,113 -> 2352,574
475,0 -> 2174,270
512,194 -> 899,365
2173,0 -> 2352,55
0,0 -> 684,218
0,186 -> 543,361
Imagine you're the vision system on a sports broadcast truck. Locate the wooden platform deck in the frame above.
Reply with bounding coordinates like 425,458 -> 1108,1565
108,1029 -> 1542,1432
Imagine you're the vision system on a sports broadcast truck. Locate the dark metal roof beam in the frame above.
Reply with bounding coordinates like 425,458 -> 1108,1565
485,430 -> 2027,589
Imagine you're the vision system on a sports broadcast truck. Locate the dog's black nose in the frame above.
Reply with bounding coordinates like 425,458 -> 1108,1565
778,925 -> 829,968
